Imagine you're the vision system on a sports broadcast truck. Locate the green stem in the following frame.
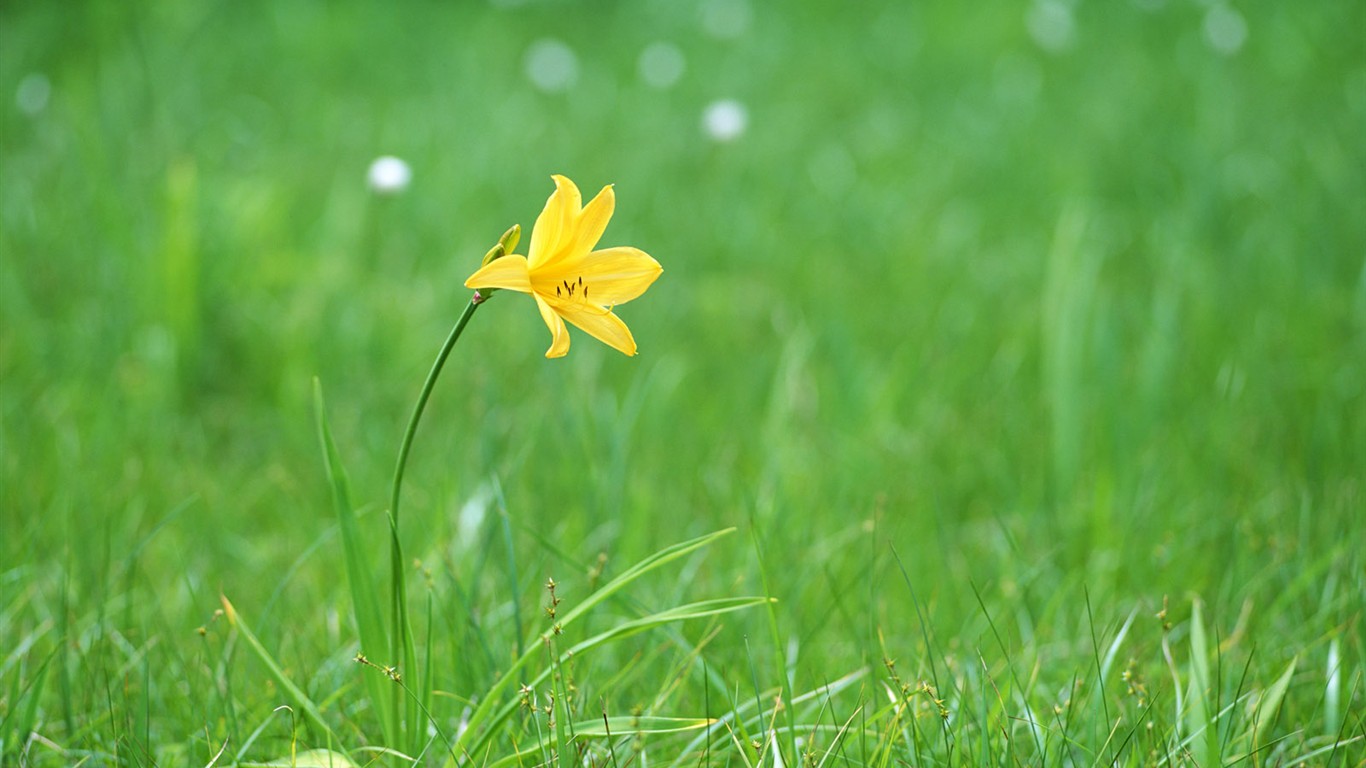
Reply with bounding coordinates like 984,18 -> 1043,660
390,296 -> 482,524
386,293 -> 484,751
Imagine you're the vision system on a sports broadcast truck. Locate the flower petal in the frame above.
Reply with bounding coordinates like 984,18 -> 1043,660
528,175 -> 581,270
534,294 -> 571,358
564,184 -> 614,258
464,255 -> 532,293
534,246 -> 662,306
549,297 -> 639,356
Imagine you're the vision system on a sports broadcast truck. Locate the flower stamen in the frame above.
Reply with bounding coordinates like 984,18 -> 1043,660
557,277 -> 590,300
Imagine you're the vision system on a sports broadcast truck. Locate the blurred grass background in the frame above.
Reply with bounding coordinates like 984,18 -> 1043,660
2,0 -> 1363,763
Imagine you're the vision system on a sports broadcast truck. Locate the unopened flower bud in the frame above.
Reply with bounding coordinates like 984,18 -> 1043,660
480,243 -> 505,267
498,224 -> 521,256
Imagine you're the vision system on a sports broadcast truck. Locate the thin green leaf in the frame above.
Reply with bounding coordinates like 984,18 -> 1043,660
552,641 -> 571,768
558,528 -> 738,628
1099,607 -> 1138,686
1250,656 -> 1297,750
574,716 -> 717,737
243,748 -> 361,767
671,670 -> 868,766
220,596 -> 349,760
422,591 -> 435,742
1185,598 -> 1217,768
750,526 -> 799,763
451,528 -> 736,759
0,648 -> 55,758
479,597 -> 771,758
1325,638 -> 1341,736
313,379 -> 395,746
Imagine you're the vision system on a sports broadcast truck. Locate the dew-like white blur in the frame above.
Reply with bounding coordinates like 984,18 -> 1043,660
703,100 -> 748,142
367,156 -> 412,195
16,73 -> 51,116
1027,0 -> 1076,53
524,38 -> 579,94
700,0 -> 752,40
1203,4 -> 1247,55
455,484 -> 493,552
638,42 -> 686,90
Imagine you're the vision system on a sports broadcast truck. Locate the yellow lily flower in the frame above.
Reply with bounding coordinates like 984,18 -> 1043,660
465,175 -> 662,358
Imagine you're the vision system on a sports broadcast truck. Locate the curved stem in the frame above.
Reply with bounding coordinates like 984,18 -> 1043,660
386,293 -> 483,750
390,296 -> 482,523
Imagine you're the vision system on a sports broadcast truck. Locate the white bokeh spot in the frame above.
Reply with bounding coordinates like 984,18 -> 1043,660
638,42 -> 686,90
700,0 -> 752,39
524,38 -> 579,94
703,99 -> 748,142
1203,4 -> 1248,56
16,73 -> 51,116
1027,0 -> 1076,53
368,156 -> 412,195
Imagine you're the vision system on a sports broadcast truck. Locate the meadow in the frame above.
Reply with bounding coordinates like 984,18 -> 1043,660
2,1 -> 1363,765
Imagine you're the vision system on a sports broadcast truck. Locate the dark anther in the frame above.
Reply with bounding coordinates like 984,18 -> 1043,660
556,286 -> 561,297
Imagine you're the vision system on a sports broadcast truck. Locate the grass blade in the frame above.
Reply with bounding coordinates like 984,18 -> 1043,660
448,522 -> 743,754
750,525 -> 799,763
1185,598 -> 1217,768
551,639 -> 572,768
1250,656 -> 1297,751
573,716 -> 717,737
220,596 -> 349,760
245,748 -> 360,767
448,528 -> 738,760
0,647 -> 54,761
313,378 -> 396,747
484,597 -> 773,755
1325,637 -> 1340,736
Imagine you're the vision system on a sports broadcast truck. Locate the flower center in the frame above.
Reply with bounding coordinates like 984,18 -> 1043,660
554,276 -> 589,301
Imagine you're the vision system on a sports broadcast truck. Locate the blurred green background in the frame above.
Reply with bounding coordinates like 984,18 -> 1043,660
2,0 -> 1363,761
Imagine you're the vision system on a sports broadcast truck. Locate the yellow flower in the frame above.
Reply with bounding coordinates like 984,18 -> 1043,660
465,175 -> 662,358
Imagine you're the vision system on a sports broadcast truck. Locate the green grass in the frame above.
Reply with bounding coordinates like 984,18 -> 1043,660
2,0 -> 1363,765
